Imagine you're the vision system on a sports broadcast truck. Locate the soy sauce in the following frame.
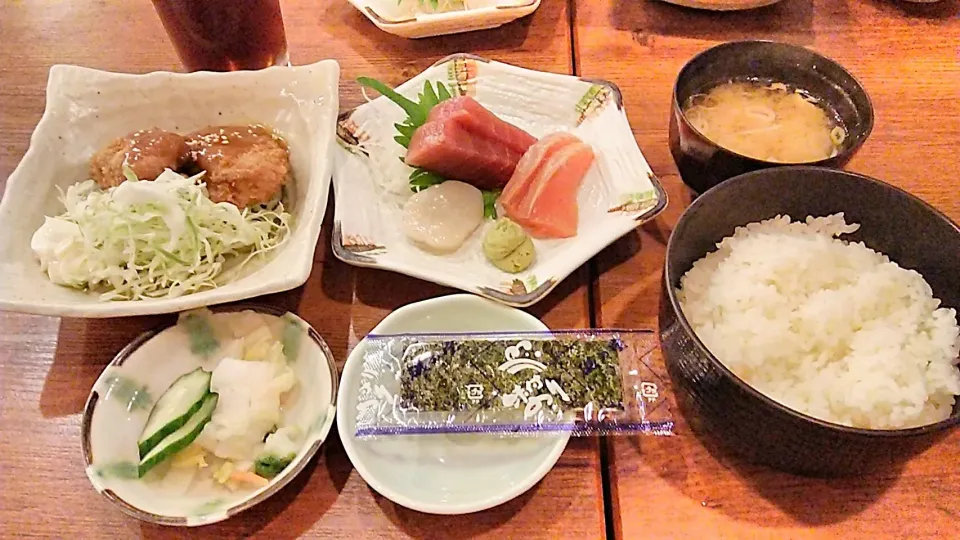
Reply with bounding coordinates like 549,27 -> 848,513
151,0 -> 288,72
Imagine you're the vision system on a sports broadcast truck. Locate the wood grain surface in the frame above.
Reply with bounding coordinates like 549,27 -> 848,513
5,0 -> 960,538
0,1 -> 605,538
574,0 -> 960,538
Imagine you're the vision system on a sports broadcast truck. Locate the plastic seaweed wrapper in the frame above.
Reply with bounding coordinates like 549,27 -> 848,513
354,330 -> 674,438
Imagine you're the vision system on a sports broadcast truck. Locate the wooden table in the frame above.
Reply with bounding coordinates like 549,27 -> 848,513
576,0 -> 960,538
2,0 -> 960,538
0,1 -> 603,538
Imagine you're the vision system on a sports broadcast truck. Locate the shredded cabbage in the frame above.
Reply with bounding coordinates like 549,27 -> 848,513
355,117 -> 419,198
31,169 -> 291,301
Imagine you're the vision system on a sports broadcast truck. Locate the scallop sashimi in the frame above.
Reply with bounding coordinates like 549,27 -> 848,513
402,181 -> 484,253
500,133 -> 596,239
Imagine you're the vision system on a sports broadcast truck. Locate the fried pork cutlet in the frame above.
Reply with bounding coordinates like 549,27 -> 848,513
90,128 -> 188,188
184,125 -> 290,208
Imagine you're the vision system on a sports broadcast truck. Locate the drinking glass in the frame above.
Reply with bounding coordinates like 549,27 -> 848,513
151,0 -> 289,72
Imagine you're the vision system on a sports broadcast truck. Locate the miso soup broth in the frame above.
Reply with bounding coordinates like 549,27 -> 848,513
682,80 -> 847,163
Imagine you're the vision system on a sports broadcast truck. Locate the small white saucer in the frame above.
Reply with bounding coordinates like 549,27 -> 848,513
337,294 -> 569,514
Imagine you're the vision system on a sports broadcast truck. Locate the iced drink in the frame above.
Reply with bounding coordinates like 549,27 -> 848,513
151,0 -> 289,72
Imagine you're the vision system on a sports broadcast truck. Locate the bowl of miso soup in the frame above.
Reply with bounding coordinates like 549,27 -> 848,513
669,40 -> 873,194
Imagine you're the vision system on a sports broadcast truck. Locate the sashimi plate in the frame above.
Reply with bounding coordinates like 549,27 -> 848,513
332,53 -> 667,307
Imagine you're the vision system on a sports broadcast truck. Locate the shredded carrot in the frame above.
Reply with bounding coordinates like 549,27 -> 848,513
229,470 -> 270,488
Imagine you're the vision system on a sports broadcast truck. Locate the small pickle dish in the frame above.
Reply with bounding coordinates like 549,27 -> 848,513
81,306 -> 338,526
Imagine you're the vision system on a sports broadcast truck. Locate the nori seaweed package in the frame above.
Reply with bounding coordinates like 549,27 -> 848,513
354,330 -> 674,438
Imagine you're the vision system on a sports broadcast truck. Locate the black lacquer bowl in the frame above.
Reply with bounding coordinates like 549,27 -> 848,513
669,40 -> 874,194
660,167 -> 960,477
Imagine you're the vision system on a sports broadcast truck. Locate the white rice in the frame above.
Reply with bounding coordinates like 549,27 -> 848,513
677,213 -> 960,429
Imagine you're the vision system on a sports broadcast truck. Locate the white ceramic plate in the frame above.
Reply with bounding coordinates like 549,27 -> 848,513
346,0 -> 541,39
333,54 -> 667,307
0,61 -> 340,318
338,294 -> 569,514
81,306 -> 338,526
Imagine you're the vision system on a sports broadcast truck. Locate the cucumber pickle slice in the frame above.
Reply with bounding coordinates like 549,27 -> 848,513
138,393 -> 219,478
137,368 -> 212,457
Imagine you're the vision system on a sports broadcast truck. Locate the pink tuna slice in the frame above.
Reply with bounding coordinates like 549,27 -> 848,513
405,109 -> 524,190
501,138 -> 595,239
426,97 -> 537,157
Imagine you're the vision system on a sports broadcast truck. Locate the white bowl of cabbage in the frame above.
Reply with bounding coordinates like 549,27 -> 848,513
0,61 -> 340,318
81,307 -> 337,526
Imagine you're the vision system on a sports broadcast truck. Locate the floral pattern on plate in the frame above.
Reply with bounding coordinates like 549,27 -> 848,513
332,53 -> 667,307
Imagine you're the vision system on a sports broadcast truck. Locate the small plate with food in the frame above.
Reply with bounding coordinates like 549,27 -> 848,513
346,0 -> 541,39
338,294 -> 568,514
0,60 -> 340,318
81,306 -> 338,526
333,54 -> 666,307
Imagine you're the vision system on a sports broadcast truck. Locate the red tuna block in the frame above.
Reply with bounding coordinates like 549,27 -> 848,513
427,96 -> 537,157
405,97 -> 537,189
406,109 -> 524,190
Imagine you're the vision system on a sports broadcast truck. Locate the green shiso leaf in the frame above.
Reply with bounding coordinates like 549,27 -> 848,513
358,76 -> 465,195
409,169 -> 445,191
436,81 -> 453,101
482,189 -> 501,220
359,76 -> 500,218
394,123 -> 418,139
357,77 -> 426,126
421,80 -> 439,110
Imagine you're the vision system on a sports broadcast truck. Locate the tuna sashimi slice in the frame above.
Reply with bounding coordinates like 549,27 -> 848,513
427,97 -> 537,157
501,137 -> 595,239
500,132 -> 581,209
406,110 -> 524,190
